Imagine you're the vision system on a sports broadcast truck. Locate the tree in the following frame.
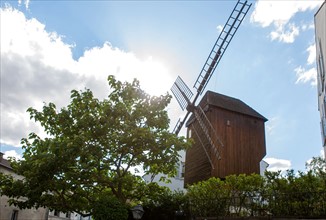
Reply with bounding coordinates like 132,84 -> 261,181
187,177 -> 229,217
140,183 -> 189,220
186,174 -> 266,217
92,192 -> 128,220
0,75 -> 190,217
306,156 -> 326,177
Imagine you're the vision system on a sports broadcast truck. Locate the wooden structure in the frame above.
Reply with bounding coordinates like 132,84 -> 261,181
184,91 -> 267,186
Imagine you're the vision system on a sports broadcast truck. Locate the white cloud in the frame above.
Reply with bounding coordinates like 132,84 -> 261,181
18,0 -> 30,9
306,44 -> 316,65
266,116 -> 279,135
251,1 -> 320,85
250,0 -> 323,43
3,150 -> 22,160
250,1 -> 322,27
0,7 -> 174,147
216,25 -> 223,33
294,66 -> 317,86
0,109 -> 40,147
270,22 -> 299,43
293,43 -> 317,86
301,22 -> 315,31
1,7 -> 76,70
75,44 -> 174,97
265,157 -> 292,172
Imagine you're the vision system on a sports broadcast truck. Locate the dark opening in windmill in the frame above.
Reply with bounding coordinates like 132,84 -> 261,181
170,0 -> 268,186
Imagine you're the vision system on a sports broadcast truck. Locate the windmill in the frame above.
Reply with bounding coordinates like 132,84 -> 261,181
171,1 -> 252,169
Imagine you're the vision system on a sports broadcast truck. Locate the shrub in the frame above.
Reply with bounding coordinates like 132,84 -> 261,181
92,194 -> 128,220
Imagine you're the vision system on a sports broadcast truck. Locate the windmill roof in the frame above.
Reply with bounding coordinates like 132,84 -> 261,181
187,91 -> 267,126
0,153 -> 13,170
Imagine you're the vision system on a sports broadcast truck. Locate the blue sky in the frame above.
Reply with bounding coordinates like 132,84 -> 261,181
0,0 -> 324,172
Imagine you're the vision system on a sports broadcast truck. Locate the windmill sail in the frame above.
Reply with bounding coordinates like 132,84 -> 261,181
193,106 -> 223,163
170,1 -> 252,162
171,76 -> 193,111
191,122 -> 214,169
193,0 -> 251,97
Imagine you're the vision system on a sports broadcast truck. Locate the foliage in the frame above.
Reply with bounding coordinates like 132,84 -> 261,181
306,156 -> 326,178
187,174 -> 265,217
0,75 -> 190,216
186,166 -> 326,218
264,157 -> 326,217
140,184 -> 189,220
92,192 -> 128,220
131,163 -> 326,219
264,168 -> 326,217
187,177 -> 229,217
224,174 -> 265,216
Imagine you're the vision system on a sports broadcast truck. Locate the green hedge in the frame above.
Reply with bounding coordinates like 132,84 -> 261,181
187,170 -> 326,218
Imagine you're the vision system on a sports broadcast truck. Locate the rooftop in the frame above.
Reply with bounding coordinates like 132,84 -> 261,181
0,152 -> 13,170
203,91 -> 267,121
186,91 -> 267,126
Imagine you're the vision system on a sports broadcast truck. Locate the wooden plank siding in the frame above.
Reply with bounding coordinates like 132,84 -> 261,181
184,91 -> 267,186
185,120 -> 212,186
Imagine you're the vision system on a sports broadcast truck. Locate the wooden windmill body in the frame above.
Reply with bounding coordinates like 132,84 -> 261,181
184,91 -> 267,186
170,1 -> 268,186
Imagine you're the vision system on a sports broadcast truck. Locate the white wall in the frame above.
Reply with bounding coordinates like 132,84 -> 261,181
0,159 -> 48,220
315,2 -> 326,158
143,151 -> 186,192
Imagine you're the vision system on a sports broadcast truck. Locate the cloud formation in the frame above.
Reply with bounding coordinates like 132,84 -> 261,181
216,25 -> 223,34
266,116 -> 279,136
250,1 -> 321,86
295,66 -> 317,86
3,150 -> 22,160
270,22 -> 299,43
294,44 -> 317,86
18,0 -> 30,9
265,157 -> 292,172
250,0 -> 323,43
0,7 -> 174,148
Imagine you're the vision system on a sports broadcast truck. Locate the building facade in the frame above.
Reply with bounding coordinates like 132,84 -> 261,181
315,1 -> 326,158
142,150 -> 186,192
0,152 -> 89,220
0,152 -> 49,220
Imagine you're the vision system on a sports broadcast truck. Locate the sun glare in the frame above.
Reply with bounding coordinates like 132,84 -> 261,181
138,57 -> 174,97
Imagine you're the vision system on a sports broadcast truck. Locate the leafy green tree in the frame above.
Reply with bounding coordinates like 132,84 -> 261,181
263,170 -> 292,216
306,156 -> 326,178
0,75 -> 190,216
92,192 -> 128,220
224,174 -> 265,216
187,177 -> 229,217
141,184 -> 189,220
264,168 -> 326,217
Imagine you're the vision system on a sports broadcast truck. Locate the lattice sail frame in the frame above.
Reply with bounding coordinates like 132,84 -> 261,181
170,0 -> 252,163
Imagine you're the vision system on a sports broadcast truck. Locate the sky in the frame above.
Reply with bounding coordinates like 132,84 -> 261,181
0,0 -> 325,173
